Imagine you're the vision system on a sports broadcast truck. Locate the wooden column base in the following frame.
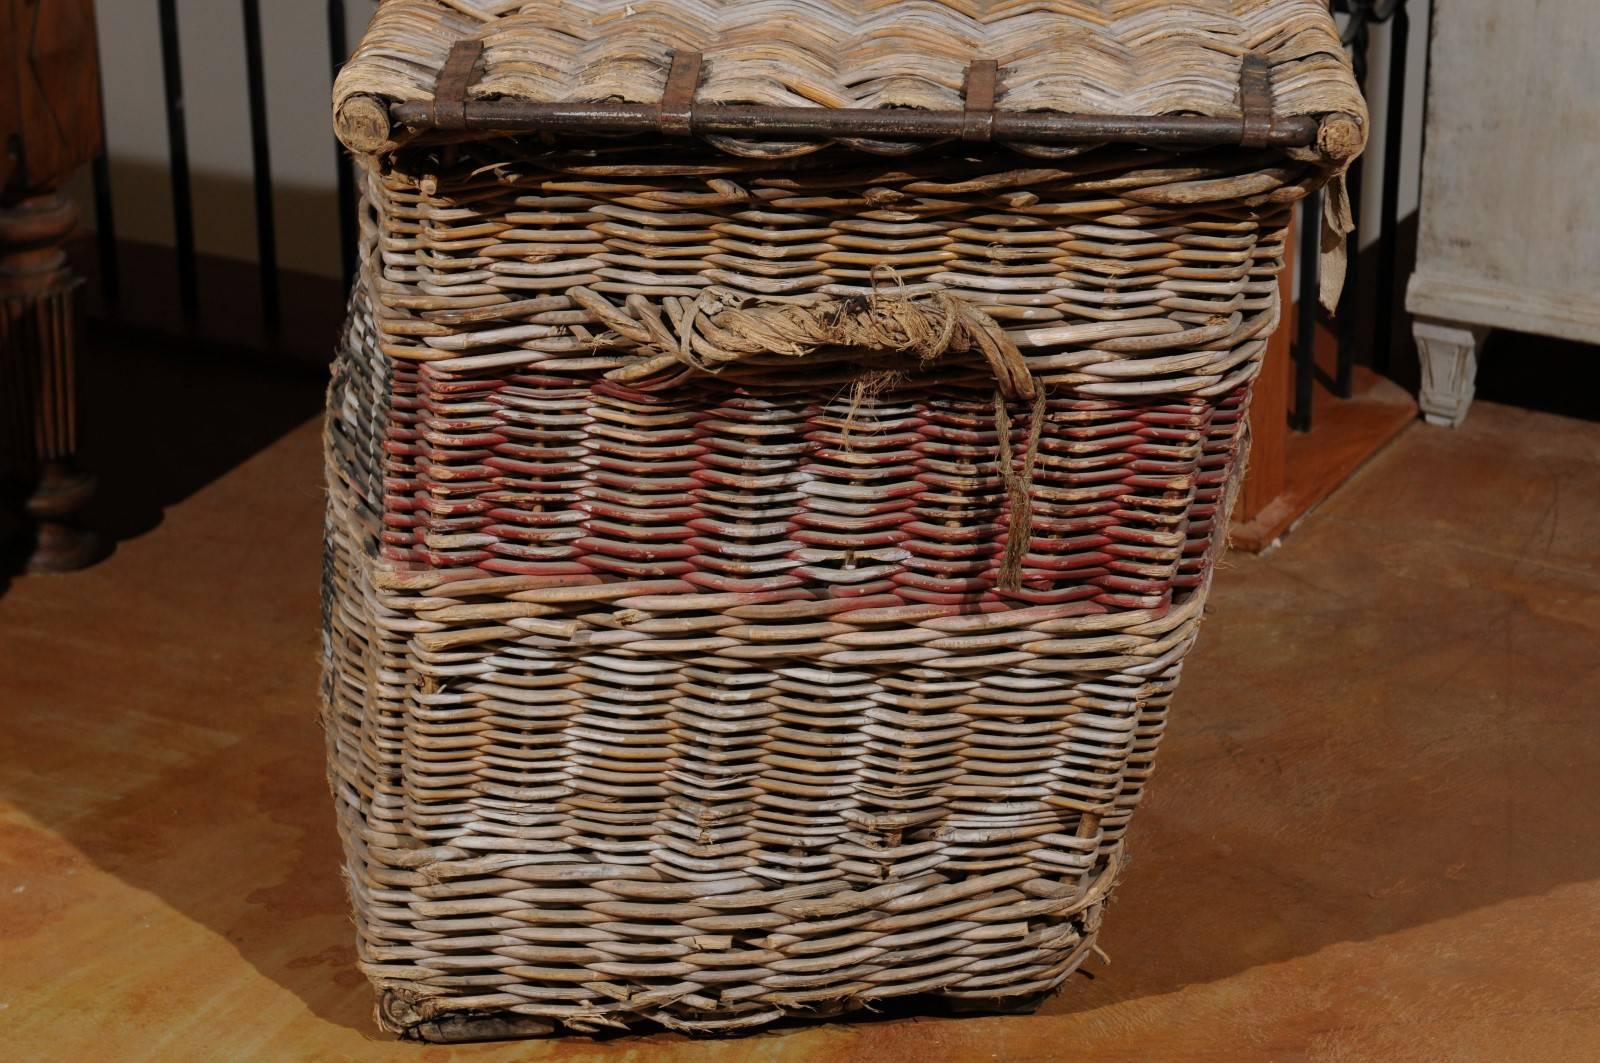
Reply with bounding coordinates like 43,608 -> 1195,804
2,192 -> 100,574
22,460 -> 100,573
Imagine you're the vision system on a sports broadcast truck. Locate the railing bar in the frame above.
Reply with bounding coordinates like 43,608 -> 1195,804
242,0 -> 282,341
89,153 -> 119,308
1372,4 -> 1410,376
89,28 -> 120,309
157,0 -> 198,324
1292,191 -> 1321,433
329,0 -> 359,293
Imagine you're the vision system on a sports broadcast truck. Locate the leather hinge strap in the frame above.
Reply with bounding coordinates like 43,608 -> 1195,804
1238,53 -> 1275,149
660,50 -> 705,136
962,59 -> 999,142
432,38 -> 485,131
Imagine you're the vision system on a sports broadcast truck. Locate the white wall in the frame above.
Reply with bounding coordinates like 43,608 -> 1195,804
81,2 -> 1426,281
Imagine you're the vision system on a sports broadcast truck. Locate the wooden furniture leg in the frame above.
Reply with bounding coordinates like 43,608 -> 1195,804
1413,316 -> 1488,428
0,192 -> 100,572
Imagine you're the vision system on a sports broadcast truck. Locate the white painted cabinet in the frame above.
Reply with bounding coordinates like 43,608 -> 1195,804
1405,1 -> 1600,426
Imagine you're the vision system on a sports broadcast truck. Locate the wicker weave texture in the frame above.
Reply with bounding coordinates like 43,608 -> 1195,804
324,142 -> 1297,1037
322,0 -> 1363,1041
336,0 -> 1364,140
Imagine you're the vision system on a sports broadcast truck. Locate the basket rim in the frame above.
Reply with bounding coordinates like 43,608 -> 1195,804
332,0 -> 1366,161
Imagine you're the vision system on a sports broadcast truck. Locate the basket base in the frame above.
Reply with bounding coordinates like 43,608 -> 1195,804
942,989 -> 1054,1017
404,1013 -> 558,1044
389,987 -> 1059,1044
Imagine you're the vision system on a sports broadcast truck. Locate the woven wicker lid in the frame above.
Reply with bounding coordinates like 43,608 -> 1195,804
335,0 -> 1366,159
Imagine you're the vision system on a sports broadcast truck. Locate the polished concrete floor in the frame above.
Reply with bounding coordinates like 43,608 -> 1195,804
2,353 -> 1598,1060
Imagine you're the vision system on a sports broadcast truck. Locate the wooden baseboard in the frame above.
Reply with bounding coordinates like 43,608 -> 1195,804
1231,364 -> 1415,552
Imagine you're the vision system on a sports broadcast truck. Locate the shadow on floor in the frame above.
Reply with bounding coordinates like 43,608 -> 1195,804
74,326 -> 328,547
1477,330 -> 1600,423
0,335 -> 358,1029
0,325 -> 328,587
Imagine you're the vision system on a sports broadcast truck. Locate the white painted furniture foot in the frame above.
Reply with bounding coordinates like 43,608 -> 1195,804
1413,317 -> 1487,428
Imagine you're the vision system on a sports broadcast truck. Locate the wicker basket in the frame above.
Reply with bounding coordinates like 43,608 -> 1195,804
324,0 -> 1364,1041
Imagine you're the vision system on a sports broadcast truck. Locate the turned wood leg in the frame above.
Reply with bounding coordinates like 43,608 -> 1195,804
1413,316 -> 1488,428
0,192 -> 101,572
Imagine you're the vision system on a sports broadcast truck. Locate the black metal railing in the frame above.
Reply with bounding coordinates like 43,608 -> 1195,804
154,0 -> 198,323
1293,0 -> 1414,430
90,0 -> 1417,394
329,0 -> 360,289
241,0 -> 281,338
90,1 -> 373,361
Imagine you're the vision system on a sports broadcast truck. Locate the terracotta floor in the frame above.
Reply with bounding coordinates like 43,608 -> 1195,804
3,353 -> 1598,1060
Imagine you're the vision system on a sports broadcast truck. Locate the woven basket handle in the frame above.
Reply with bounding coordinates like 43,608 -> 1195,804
573,283 -> 1036,401
572,281 -> 1043,590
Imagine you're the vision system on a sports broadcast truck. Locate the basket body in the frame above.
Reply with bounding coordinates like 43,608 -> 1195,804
323,0 -> 1363,1041
324,143 -> 1294,1037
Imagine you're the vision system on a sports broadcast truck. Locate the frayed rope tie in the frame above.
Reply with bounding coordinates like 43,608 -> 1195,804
572,274 -> 1046,591
994,388 -> 1048,591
